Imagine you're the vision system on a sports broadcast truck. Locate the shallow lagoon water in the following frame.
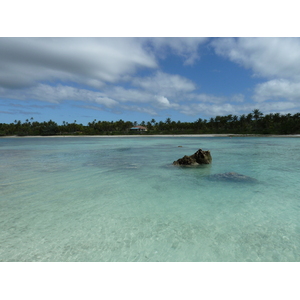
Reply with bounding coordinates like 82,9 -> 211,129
0,136 -> 300,261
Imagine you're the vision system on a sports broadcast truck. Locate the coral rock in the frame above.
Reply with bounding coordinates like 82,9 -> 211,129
173,149 -> 212,165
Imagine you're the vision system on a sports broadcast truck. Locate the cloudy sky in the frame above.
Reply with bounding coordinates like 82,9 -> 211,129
1,37 -> 300,125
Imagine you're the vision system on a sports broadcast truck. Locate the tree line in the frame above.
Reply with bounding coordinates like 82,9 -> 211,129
1,109 -> 300,136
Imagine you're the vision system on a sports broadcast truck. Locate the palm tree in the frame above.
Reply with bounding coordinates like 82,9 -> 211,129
146,121 -> 152,130
246,113 -> 253,123
226,114 -> 233,122
252,109 -> 263,121
232,115 -> 238,122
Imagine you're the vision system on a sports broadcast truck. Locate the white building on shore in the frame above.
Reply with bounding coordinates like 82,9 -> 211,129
129,126 -> 147,132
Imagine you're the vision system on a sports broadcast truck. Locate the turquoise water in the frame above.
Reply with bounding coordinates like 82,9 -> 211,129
1,136 -> 300,261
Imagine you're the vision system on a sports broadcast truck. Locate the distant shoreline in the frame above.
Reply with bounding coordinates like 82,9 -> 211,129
2,134 -> 300,138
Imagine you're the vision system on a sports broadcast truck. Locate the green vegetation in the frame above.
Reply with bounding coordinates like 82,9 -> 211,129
1,110 -> 300,136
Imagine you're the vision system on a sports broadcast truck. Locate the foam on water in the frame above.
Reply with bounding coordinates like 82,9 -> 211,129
0,136 -> 300,261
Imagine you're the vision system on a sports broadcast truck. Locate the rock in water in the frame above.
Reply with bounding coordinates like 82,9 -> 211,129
173,149 -> 212,166
208,172 -> 257,182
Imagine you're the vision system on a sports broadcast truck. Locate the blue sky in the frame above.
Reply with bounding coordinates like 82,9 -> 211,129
1,37 -> 300,125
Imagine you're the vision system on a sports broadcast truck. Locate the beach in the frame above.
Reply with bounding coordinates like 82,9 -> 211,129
2,134 -> 300,138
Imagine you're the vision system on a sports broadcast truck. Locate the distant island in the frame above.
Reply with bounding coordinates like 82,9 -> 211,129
1,109 -> 300,136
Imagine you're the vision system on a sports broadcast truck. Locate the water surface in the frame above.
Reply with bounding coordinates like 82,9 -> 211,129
1,136 -> 299,261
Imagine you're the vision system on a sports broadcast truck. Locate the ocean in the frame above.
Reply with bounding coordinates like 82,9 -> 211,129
1,136 -> 300,261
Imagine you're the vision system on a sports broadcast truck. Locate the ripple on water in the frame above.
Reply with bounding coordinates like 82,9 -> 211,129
1,137 -> 300,261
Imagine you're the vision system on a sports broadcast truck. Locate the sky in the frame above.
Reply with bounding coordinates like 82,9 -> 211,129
1,37 -> 300,125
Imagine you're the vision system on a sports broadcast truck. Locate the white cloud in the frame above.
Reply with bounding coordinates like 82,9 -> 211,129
105,71 -> 196,110
145,37 -> 208,65
190,93 -> 226,104
180,101 -> 300,118
119,104 -> 158,116
132,71 -> 196,97
106,86 -> 153,103
253,79 -> 300,102
258,101 -> 298,113
188,93 -> 245,104
0,84 -> 118,108
0,38 -> 158,89
156,95 -> 170,107
212,37 -> 300,80
231,94 -> 245,103
0,37 -> 207,91
4,37 -> 300,121
176,100 -> 300,118
103,85 -> 182,111
212,37 -> 300,111
179,103 -> 238,117
155,95 -> 180,110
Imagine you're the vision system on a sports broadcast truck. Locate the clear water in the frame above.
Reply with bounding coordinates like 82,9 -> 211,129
1,136 -> 300,262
